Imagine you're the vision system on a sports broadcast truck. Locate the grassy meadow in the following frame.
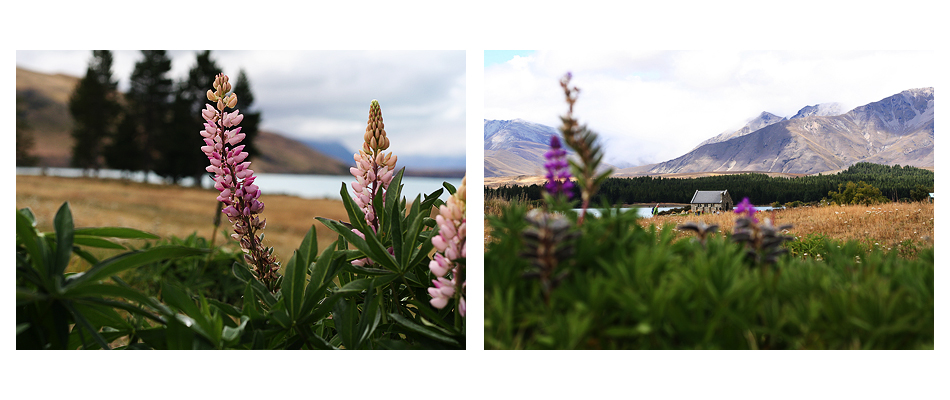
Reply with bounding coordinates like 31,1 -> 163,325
485,193 -> 935,256
16,174 -> 350,271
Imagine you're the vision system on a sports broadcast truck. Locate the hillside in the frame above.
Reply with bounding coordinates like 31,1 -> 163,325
645,88 -> 933,175
487,88 -> 932,182
15,66 -> 346,174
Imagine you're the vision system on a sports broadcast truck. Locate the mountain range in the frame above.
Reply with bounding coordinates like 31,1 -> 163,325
485,88 -> 934,178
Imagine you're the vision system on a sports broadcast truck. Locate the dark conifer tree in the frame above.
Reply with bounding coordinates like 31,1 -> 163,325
16,94 -> 39,166
232,69 -> 262,160
159,50 -> 221,184
69,50 -> 120,175
105,50 -> 173,181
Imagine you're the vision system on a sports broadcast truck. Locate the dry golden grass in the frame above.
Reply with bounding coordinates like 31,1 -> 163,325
16,175 -> 349,265
641,202 -> 935,249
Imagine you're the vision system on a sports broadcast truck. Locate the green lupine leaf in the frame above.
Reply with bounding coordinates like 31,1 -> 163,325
336,182 -> 369,233
442,181 -> 457,195
16,208 -> 49,278
71,236 -> 127,250
72,302 -> 131,331
337,278 -> 373,294
332,297 -> 359,349
282,252 -> 305,321
67,246 -> 206,288
72,227 -> 159,239
388,196 -> 405,272
52,202 -> 76,278
388,312 -> 458,346
317,217 -> 400,273
64,302 -> 111,350
357,281 -> 381,347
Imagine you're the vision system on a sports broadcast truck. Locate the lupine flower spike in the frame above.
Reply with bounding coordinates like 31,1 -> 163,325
558,72 -> 613,225
200,73 -> 280,292
349,100 -> 397,266
521,208 -> 578,305
429,176 -> 466,316
543,135 -> 574,200
731,197 -> 794,265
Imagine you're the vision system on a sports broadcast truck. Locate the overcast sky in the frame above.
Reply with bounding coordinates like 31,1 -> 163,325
484,50 -> 939,168
15,50 -> 466,167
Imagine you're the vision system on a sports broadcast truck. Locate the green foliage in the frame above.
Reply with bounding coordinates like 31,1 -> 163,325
15,173 -> 464,349
909,184 -> 933,202
785,233 -> 831,260
16,202 -> 206,349
485,204 -> 934,349
828,181 -> 887,205
487,162 -> 934,205
124,232 -> 247,306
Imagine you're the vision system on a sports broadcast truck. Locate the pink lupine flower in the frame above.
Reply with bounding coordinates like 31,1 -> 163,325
428,176 -> 466,316
349,100 -> 397,267
201,73 -> 279,292
427,277 -> 456,309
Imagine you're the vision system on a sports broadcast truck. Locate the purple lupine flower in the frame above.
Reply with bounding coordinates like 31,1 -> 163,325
428,176 -> 466,316
735,197 -> 757,223
201,73 -> 279,291
543,135 -> 574,199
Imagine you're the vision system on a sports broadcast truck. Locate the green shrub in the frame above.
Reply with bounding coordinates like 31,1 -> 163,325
485,203 -> 934,349
124,232 -> 247,306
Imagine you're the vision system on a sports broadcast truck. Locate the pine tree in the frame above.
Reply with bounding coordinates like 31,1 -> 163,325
159,50 -> 221,184
16,94 -> 39,166
105,50 -> 173,181
69,50 -> 120,175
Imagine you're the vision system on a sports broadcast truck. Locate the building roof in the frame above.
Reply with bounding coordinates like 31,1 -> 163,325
690,190 -> 729,204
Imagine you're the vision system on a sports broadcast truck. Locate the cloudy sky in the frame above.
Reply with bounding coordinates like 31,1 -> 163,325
15,50 -> 466,168
484,50 -> 939,168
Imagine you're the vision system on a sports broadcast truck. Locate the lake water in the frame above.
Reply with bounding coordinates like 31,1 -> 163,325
16,167 -> 460,201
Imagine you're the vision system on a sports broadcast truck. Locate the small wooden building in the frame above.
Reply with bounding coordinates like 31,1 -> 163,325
690,190 -> 734,213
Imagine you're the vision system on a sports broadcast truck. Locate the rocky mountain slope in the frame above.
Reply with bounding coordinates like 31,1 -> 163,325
16,66 -> 347,174
644,88 -> 933,175
484,118 -> 564,177
692,103 -> 845,151
489,88 -> 932,179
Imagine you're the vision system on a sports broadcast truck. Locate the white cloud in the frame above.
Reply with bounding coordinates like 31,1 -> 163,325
16,50 -> 466,160
484,50 -> 938,166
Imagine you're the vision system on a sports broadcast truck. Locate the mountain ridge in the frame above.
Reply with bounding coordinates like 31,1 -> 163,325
15,66 -> 348,175
486,87 -> 933,180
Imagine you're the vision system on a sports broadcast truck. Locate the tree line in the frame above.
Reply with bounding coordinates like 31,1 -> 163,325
66,50 -> 261,185
485,162 -> 935,205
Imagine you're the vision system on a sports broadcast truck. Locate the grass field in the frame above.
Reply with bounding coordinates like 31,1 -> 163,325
485,193 -> 935,254
16,174 -> 350,268
642,201 -> 935,251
